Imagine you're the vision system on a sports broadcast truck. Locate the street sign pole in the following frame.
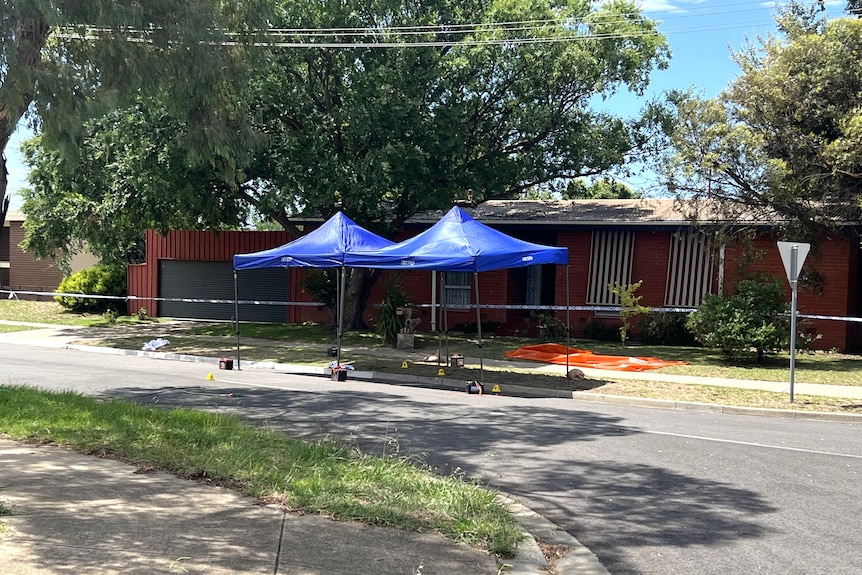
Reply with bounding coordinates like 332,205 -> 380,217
788,247 -> 798,403
777,241 -> 810,404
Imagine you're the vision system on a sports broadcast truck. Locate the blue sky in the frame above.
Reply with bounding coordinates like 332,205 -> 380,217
3,1 -> 849,209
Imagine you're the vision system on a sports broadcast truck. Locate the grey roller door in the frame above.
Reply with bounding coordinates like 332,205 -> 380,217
158,260 -> 289,322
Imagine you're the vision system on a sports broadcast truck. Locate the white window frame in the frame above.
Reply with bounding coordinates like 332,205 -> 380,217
443,272 -> 471,308
587,230 -> 634,307
664,231 -> 715,308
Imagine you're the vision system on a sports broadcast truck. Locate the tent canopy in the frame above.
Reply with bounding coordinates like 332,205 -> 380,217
233,212 -> 394,270
347,206 -> 568,272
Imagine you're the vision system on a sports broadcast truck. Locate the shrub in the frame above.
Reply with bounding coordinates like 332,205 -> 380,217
686,276 -> 789,363
641,311 -> 698,346
529,311 -> 567,342
55,264 -> 127,314
375,274 -> 412,346
302,269 -> 338,319
582,318 -> 620,342
452,320 -> 502,334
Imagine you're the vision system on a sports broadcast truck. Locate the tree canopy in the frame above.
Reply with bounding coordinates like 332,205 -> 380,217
662,6 -> 862,240
21,0 -> 670,264
0,0 -> 271,230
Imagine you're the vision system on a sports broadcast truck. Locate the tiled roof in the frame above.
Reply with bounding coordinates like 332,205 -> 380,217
409,199 -> 723,225
409,199 -> 861,226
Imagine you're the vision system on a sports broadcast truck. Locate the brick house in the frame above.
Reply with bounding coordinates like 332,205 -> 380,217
1,210 -> 98,299
126,199 -> 862,352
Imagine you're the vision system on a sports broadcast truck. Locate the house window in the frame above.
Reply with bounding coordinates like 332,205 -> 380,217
525,266 -> 542,307
665,232 -> 714,308
587,230 -> 634,305
444,272 -> 472,307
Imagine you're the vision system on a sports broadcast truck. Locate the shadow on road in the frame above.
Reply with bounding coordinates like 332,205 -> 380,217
106,383 -> 777,574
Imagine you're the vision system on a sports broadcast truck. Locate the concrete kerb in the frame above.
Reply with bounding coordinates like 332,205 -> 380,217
18,338 -> 862,423
499,495 -> 612,575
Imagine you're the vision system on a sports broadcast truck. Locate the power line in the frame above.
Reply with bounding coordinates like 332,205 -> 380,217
51,0 -> 839,50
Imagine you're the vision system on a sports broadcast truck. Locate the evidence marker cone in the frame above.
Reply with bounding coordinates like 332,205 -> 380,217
206,372 -> 215,381
402,361 -> 409,369
437,368 -> 446,377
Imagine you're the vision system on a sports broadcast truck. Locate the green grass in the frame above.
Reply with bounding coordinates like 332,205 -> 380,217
0,325 -> 33,334
579,380 -> 862,413
578,341 -> 862,386
7,302 -> 862,410
0,300 -> 98,326
0,386 -> 522,556
183,322 -> 862,387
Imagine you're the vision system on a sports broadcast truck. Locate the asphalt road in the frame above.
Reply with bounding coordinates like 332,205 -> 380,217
2,343 -> 861,575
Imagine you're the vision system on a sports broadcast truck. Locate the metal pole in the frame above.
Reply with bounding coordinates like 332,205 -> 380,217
789,247 -> 798,403
337,267 -> 346,367
566,264 -> 571,374
474,271 -> 484,383
442,272 -> 449,362
233,270 -> 241,370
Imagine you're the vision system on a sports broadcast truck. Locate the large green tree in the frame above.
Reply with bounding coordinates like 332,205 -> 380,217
23,0 -> 670,326
662,4 -> 862,239
0,0 -> 270,230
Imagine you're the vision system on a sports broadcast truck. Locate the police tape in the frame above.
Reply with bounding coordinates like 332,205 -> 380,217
5,288 -> 862,323
1,289 -> 322,307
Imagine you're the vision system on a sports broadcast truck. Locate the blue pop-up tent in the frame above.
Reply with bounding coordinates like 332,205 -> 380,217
348,206 -> 570,380
347,206 -> 568,270
234,211 -> 393,270
232,212 -> 394,368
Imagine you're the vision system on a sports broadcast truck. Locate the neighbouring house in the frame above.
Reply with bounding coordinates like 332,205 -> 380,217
127,200 -> 862,352
1,211 -> 98,299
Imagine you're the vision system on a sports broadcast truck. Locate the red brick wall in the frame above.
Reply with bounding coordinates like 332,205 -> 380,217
8,221 -> 64,297
631,231 -> 672,306
130,225 -> 862,351
0,225 -> 10,261
721,233 -> 855,351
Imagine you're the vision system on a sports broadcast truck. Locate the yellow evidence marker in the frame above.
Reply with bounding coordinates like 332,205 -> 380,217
402,361 -> 409,369
491,384 -> 502,394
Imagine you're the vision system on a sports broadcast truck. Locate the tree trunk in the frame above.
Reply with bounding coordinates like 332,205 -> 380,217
0,12 -> 51,229
0,154 -> 9,228
342,267 -> 380,330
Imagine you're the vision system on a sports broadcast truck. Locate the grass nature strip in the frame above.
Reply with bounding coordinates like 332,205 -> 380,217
0,386 -> 522,556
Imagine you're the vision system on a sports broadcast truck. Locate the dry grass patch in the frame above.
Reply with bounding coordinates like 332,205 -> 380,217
581,379 -> 862,413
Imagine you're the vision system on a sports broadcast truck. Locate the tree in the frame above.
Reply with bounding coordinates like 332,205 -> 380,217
0,0 -> 271,231
661,6 -> 862,241
21,108 -> 251,264
23,0 -> 671,327
608,280 -> 650,344
563,177 -> 641,199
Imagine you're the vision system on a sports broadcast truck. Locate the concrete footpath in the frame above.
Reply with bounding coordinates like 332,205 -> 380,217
0,440 -> 503,575
0,326 -> 610,575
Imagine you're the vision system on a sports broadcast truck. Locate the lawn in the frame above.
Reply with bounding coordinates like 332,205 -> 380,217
187,321 -> 862,387
0,386 -> 522,556
0,300 -> 108,326
5,302 -> 862,413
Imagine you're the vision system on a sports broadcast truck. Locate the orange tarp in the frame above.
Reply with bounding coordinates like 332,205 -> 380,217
505,343 -> 687,372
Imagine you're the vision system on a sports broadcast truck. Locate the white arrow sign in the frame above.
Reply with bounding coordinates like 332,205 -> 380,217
777,241 -> 810,283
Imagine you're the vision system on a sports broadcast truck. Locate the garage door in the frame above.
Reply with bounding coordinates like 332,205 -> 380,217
158,260 -> 289,322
